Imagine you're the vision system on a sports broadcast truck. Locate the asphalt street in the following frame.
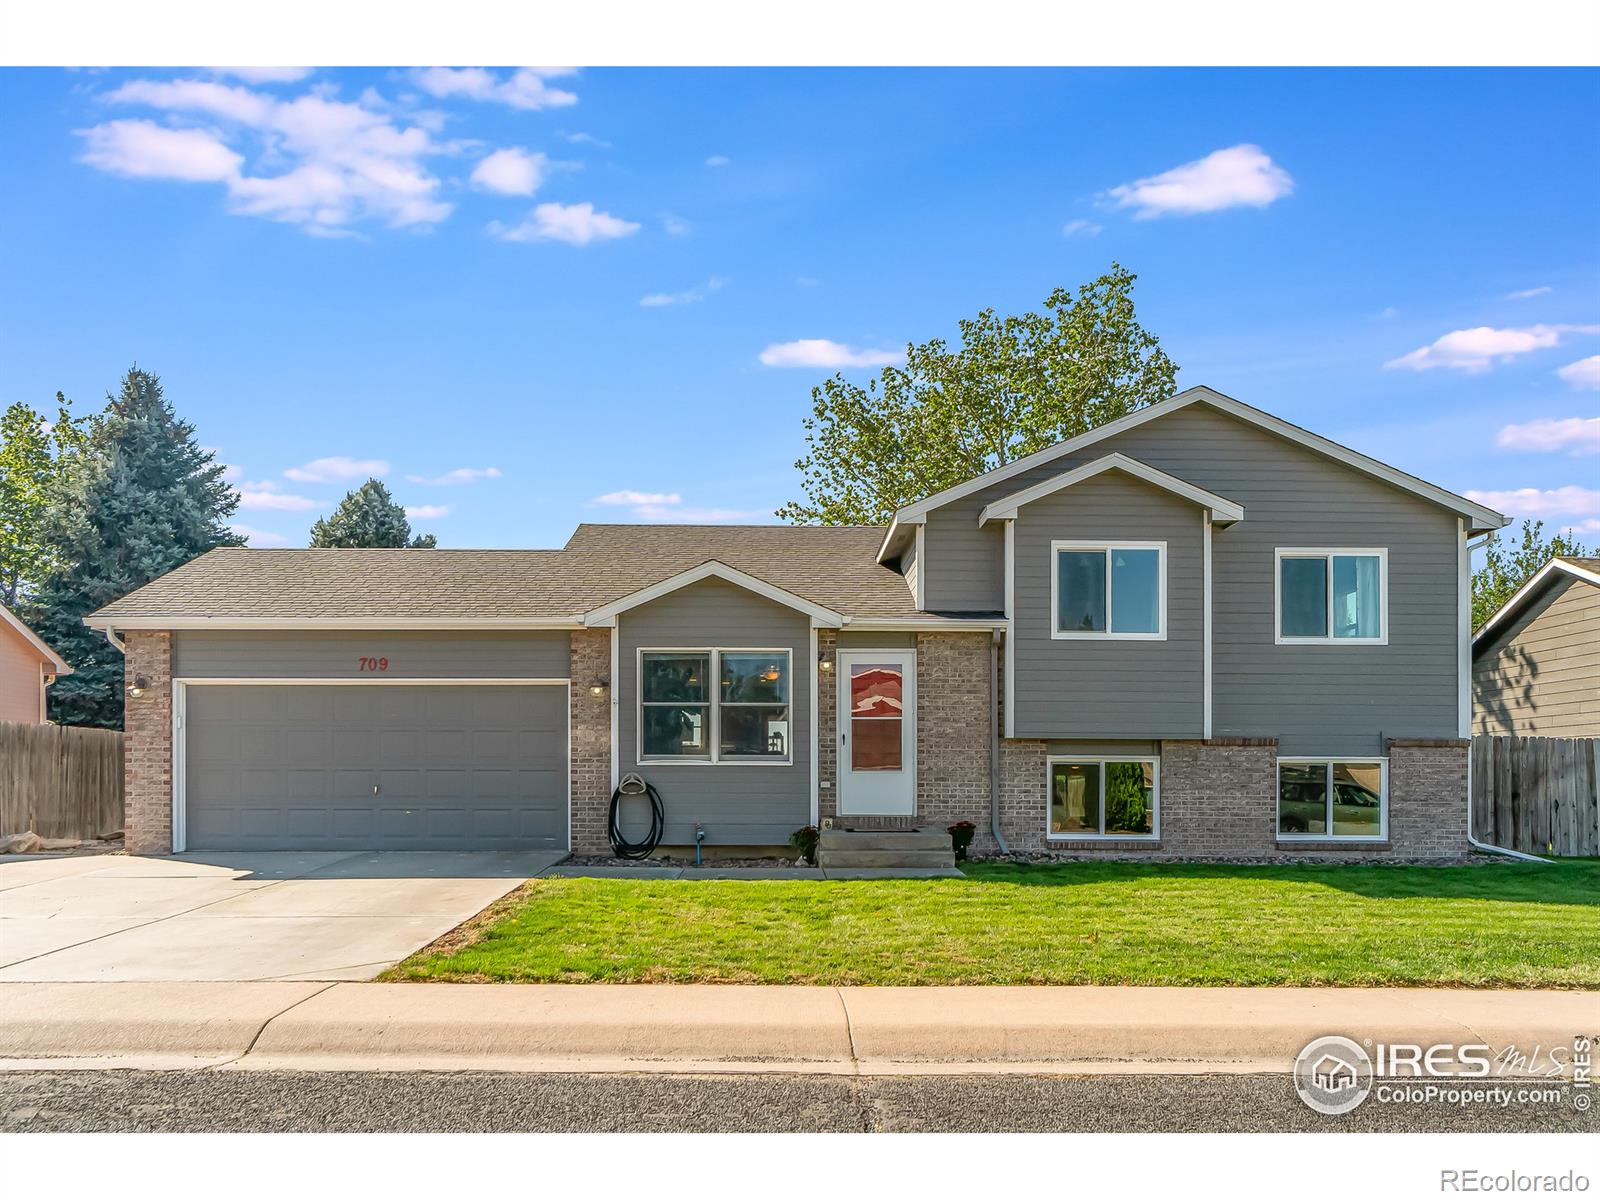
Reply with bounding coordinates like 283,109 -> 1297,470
2,1070 -> 1594,1133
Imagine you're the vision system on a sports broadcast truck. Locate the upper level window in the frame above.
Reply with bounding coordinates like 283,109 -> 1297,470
640,649 -> 791,764
1051,541 -> 1166,640
1275,549 -> 1386,644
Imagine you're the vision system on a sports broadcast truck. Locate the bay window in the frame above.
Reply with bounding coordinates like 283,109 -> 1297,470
639,649 -> 791,763
1276,549 -> 1386,643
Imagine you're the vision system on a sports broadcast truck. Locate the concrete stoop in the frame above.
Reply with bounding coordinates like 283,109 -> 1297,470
817,827 -> 957,870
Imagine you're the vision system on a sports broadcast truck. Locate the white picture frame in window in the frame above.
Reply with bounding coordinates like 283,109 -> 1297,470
1049,540 -> 1168,641
1273,547 -> 1389,646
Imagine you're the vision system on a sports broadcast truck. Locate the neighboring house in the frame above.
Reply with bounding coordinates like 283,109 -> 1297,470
1472,556 -> 1600,737
85,385 -> 1507,860
0,604 -> 72,724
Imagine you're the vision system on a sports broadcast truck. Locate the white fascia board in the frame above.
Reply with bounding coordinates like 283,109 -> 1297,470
976,452 -> 1245,526
581,559 -> 845,628
1,605 -> 71,674
83,616 -> 586,631
846,617 -> 1008,631
1472,558 -> 1600,648
884,385 -> 1508,534
875,514 -> 924,565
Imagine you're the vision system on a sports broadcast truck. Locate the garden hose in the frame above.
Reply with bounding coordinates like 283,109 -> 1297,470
608,773 -> 665,860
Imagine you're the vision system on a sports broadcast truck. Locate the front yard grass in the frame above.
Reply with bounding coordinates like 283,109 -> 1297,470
384,859 -> 1600,988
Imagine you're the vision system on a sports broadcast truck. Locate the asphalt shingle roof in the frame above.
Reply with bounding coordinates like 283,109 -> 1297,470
89,524 -> 924,622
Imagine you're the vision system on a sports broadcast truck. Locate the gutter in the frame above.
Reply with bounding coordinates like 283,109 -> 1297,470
989,630 -> 1009,855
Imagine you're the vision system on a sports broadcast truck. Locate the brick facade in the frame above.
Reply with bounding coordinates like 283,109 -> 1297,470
816,629 -> 838,824
569,628 -> 614,854
1385,740 -> 1470,859
914,632 -> 997,851
122,630 -> 173,855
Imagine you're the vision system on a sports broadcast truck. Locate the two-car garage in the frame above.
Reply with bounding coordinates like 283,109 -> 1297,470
170,631 -> 572,853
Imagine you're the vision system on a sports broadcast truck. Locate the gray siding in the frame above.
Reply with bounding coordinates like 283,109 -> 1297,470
1012,473 -> 1204,739
900,534 -> 921,608
928,402 -> 1462,754
839,631 -> 915,649
172,630 -> 570,679
1474,577 -> 1600,736
616,578 -> 811,845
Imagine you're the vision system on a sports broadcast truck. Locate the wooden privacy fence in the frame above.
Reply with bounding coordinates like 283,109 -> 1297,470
1471,735 -> 1599,858
0,721 -> 125,840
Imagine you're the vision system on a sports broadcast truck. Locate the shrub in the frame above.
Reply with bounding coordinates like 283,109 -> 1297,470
789,825 -> 820,865
948,820 -> 977,861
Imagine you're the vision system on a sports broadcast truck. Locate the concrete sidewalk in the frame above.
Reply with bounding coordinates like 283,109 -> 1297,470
1,982 -> 1592,1075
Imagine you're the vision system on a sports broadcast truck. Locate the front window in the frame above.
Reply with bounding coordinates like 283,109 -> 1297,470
1048,757 -> 1159,839
1277,759 -> 1386,840
1052,542 -> 1165,639
1277,550 -> 1385,643
640,649 -> 791,763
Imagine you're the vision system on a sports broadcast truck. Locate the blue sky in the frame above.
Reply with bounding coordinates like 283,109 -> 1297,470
1,67 -> 1596,548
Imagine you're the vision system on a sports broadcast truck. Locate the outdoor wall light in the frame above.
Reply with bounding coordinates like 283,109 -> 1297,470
126,676 -> 149,698
589,680 -> 610,697
817,653 -> 833,672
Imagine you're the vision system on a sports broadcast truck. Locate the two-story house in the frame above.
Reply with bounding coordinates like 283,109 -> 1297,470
88,386 -> 1506,860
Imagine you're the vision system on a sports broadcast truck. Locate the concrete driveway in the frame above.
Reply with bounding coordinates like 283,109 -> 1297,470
0,850 -> 564,982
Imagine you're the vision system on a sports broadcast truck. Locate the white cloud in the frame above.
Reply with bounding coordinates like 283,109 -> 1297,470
595,490 -> 683,506
404,504 -> 451,520
562,132 -> 611,148
283,455 -> 389,483
662,213 -> 691,236
236,480 -> 319,511
85,77 -> 454,234
1379,306 -> 1400,319
796,276 -> 820,288
1495,416 -> 1600,456
1507,286 -> 1553,300
78,119 -> 243,182
1103,144 -> 1293,219
1465,485 -> 1600,522
410,67 -> 578,110
219,463 -> 243,483
705,154 -> 729,167
470,147 -> 548,196
209,67 -> 313,84
228,522 -> 291,546
1061,218 -> 1102,238
1385,324 -> 1600,373
404,467 -> 503,486
592,490 -> 763,523
640,276 -> 727,308
1557,355 -> 1600,390
489,201 -> 640,246
758,339 -> 902,369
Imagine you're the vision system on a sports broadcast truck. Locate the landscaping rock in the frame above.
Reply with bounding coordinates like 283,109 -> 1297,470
0,831 -> 44,854
40,837 -> 83,850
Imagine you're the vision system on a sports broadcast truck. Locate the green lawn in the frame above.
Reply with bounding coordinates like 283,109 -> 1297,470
384,859 -> 1600,988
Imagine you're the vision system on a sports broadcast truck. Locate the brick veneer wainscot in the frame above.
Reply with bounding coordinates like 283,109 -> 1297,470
122,630 -> 173,855
569,628 -> 614,854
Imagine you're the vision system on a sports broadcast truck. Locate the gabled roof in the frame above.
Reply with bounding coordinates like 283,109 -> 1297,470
0,605 -> 71,674
583,560 -> 845,627
1473,556 -> 1600,650
976,452 -> 1245,526
879,385 -> 1510,561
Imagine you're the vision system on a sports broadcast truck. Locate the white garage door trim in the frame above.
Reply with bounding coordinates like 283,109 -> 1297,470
170,677 -> 571,854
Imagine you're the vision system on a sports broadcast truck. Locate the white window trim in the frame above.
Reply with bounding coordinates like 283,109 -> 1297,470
1275,756 -> 1389,842
1045,755 -> 1162,841
1049,540 -> 1168,641
1274,547 -> 1389,646
636,647 -> 794,767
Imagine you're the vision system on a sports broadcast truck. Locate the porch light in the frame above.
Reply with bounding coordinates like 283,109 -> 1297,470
817,653 -> 832,671
588,679 -> 610,697
127,676 -> 149,698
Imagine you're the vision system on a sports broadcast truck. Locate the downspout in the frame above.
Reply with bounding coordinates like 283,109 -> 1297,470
99,625 -> 126,654
1459,528 -> 1551,864
989,629 -> 1009,855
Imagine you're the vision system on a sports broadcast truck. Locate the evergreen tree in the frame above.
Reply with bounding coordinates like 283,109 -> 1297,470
1472,520 -> 1591,630
27,368 -> 242,728
309,478 -> 437,548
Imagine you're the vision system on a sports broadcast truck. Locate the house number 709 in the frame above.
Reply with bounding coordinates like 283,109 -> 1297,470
358,657 -> 389,672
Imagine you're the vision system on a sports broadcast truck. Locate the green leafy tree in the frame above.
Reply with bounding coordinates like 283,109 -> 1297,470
309,479 -> 437,548
1472,519 -> 1591,630
778,265 -> 1178,524
27,368 -> 242,728
1104,762 -> 1151,834
0,393 -> 87,607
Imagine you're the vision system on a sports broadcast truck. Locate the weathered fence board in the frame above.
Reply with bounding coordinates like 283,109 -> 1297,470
1471,735 -> 1599,858
0,721 -> 124,840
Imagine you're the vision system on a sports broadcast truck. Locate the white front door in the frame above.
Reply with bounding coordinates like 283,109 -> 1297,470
836,649 -> 916,816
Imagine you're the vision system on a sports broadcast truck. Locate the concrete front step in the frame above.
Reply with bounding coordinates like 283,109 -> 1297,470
817,849 -> 957,869
819,828 -> 950,852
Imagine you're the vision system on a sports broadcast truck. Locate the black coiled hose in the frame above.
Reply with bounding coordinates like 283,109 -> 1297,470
607,774 -> 665,860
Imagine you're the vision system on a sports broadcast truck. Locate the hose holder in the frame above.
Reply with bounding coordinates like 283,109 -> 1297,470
608,773 -> 665,860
